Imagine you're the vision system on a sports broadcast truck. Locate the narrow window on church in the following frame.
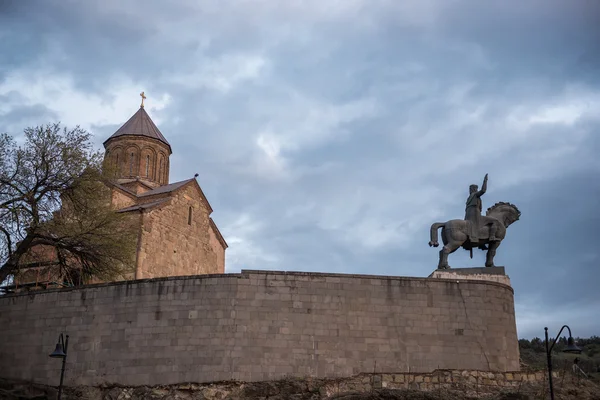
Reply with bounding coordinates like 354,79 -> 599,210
129,152 -> 134,175
159,159 -> 163,183
188,206 -> 193,225
115,154 -> 119,176
145,155 -> 150,177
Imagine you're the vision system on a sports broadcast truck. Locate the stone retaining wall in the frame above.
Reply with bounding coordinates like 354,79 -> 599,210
2,370 -> 570,400
345,369 -> 550,393
0,270 -> 519,387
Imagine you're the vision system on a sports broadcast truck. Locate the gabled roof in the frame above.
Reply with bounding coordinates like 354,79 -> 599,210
138,178 -> 195,197
116,179 -> 156,195
111,177 -> 215,216
111,182 -> 138,198
103,106 -> 171,153
137,178 -> 214,214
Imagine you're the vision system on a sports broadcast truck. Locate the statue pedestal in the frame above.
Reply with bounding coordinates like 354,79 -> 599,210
428,266 -> 511,286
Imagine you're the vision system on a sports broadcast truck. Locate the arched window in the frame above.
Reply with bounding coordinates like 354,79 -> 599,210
165,159 -> 168,183
159,159 -> 163,184
145,155 -> 150,177
188,206 -> 193,225
129,152 -> 134,176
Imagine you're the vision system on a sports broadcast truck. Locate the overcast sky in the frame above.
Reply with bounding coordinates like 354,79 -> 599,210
1,0 -> 599,339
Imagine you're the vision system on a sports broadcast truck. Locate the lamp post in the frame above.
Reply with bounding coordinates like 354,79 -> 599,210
49,333 -> 69,400
544,325 -> 581,400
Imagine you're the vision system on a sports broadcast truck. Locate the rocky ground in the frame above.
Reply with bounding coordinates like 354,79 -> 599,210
1,374 -> 598,400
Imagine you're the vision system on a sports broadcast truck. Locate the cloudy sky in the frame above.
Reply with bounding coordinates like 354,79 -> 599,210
1,0 -> 599,339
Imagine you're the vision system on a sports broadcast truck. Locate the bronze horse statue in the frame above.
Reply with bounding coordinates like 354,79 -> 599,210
428,202 -> 521,269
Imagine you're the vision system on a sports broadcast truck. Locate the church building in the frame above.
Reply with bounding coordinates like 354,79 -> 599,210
103,97 -> 227,279
10,95 -> 227,291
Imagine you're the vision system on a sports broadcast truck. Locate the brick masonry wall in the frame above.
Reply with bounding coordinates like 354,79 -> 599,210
111,189 -> 137,210
0,270 -> 519,387
136,185 -> 223,278
309,370 -> 554,398
208,223 -> 225,274
0,369 -> 564,400
104,136 -> 171,186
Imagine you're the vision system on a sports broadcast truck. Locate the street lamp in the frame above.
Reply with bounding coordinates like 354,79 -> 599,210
545,325 -> 581,400
49,333 -> 69,400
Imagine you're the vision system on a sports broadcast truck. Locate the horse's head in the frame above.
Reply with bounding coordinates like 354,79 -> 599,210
486,202 -> 521,228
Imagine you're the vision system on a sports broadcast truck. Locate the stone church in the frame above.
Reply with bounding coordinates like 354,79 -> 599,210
12,98 -> 227,290
102,101 -> 227,279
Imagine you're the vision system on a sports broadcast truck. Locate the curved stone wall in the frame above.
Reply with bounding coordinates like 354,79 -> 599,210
0,270 -> 519,386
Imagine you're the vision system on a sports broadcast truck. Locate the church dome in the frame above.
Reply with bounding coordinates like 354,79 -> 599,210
103,107 -> 171,153
103,95 -> 171,188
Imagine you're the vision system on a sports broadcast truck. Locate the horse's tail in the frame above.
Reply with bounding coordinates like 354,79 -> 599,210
429,222 -> 445,247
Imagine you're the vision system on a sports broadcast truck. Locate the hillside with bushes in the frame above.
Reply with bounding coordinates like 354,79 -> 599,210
519,335 -> 600,383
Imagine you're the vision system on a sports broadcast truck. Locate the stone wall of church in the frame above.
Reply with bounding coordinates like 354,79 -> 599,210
208,222 -> 226,273
13,245 -> 61,286
136,185 -> 223,278
104,137 -> 170,186
0,270 -> 519,387
110,189 -> 137,210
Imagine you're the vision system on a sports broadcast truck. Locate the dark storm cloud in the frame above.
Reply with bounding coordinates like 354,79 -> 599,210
1,0 -> 599,339
511,172 -> 600,305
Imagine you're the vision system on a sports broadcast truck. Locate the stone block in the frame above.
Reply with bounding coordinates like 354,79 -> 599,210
429,267 -> 511,286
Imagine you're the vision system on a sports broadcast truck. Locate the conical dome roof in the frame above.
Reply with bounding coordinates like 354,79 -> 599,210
103,107 -> 171,153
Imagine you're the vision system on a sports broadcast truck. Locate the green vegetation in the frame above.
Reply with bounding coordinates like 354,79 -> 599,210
519,336 -> 600,382
0,124 -> 137,287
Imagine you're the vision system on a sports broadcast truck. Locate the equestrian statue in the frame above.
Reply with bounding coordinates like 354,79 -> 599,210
428,174 -> 521,269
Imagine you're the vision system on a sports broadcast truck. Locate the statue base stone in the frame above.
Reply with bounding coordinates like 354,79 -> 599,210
428,266 -> 511,286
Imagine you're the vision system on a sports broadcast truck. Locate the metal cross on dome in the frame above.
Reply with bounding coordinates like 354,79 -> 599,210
140,91 -> 146,108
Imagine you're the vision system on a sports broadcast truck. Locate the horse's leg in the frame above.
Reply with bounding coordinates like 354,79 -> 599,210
437,227 -> 446,268
438,240 -> 462,270
438,247 -> 448,269
485,241 -> 500,267
438,227 -> 450,269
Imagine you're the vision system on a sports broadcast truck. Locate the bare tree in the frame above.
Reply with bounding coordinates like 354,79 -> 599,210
0,123 -> 137,286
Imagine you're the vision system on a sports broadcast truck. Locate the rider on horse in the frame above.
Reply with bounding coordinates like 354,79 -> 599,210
465,174 -> 498,245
